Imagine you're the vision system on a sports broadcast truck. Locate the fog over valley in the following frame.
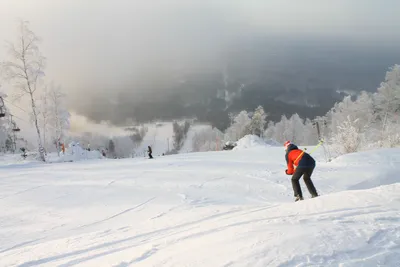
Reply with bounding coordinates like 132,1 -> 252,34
1,0 -> 400,131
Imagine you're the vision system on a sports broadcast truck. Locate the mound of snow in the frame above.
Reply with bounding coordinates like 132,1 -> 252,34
232,135 -> 274,150
331,148 -> 400,165
48,142 -> 104,163
264,138 -> 282,146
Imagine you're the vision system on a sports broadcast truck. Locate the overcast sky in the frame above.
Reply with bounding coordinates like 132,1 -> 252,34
1,0 -> 399,121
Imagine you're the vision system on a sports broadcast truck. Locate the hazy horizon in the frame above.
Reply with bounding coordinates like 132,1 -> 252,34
1,0 -> 400,127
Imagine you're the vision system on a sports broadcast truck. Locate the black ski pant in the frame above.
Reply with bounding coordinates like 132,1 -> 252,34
291,166 -> 318,198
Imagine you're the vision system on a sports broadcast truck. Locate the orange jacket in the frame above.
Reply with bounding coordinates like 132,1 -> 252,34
285,144 -> 315,175
286,149 -> 304,175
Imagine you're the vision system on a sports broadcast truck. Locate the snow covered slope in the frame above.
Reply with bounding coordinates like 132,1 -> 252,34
131,122 -> 210,156
134,122 -> 173,156
0,145 -> 399,266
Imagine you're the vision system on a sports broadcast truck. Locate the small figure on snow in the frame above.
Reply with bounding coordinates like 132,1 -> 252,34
284,141 -> 319,201
147,145 -> 153,159
20,148 -> 27,159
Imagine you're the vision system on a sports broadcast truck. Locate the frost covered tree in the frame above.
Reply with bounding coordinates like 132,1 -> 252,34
248,106 -> 267,137
263,121 -> 275,141
37,83 -> 69,154
269,115 -> 289,143
283,114 -> 305,144
374,64 -> 400,118
192,126 -> 224,152
263,64 -> 400,153
224,110 -> 251,141
1,21 -> 46,161
0,91 -> 10,151
38,86 -> 50,149
330,116 -> 364,154
48,83 -> 70,153
303,118 -> 319,145
172,120 -> 191,152
263,114 -> 311,145
373,65 -> 400,147
325,65 -> 400,151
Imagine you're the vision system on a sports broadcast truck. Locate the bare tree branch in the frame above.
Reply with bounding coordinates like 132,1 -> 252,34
0,20 -> 46,161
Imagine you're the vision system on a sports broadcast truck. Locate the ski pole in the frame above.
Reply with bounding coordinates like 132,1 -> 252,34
307,139 -> 324,155
294,140 -> 324,169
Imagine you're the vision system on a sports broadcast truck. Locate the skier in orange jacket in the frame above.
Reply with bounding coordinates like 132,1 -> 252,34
284,141 -> 319,201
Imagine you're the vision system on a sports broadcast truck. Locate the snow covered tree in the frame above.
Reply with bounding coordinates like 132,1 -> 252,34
259,65 -> 400,154
248,106 -> 267,137
374,64 -> 400,117
1,21 -> 46,161
263,121 -> 275,140
271,115 -> 289,143
48,83 -> 70,153
283,114 -> 305,144
264,114 -> 309,145
38,86 -> 50,150
192,126 -> 224,152
373,65 -> 400,147
172,120 -> 191,152
224,110 -> 251,141
0,90 -> 10,152
330,116 -> 364,154
303,118 -> 319,145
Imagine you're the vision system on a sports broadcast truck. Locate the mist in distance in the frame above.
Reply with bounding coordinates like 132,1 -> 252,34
1,0 -> 399,127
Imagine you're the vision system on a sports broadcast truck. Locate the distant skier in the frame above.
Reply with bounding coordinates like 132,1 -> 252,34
284,141 -> 319,201
147,146 -> 153,159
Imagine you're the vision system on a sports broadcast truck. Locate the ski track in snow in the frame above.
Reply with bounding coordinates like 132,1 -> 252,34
77,197 -> 157,229
0,146 -> 399,266
0,185 -> 46,200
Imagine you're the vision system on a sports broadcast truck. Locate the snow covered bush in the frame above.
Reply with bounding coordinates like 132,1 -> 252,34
232,135 -> 276,151
330,116 -> 364,155
48,141 -> 103,162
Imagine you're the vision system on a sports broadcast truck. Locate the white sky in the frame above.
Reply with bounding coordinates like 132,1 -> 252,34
1,0 -> 399,91
0,0 -> 399,138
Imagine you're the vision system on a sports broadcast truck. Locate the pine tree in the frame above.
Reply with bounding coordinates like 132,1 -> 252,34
248,106 -> 266,137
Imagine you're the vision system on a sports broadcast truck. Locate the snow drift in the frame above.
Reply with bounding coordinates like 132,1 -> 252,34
232,135 -> 280,150
47,141 -> 103,163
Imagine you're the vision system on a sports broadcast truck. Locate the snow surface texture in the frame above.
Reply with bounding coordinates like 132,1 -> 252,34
0,142 -> 399,266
